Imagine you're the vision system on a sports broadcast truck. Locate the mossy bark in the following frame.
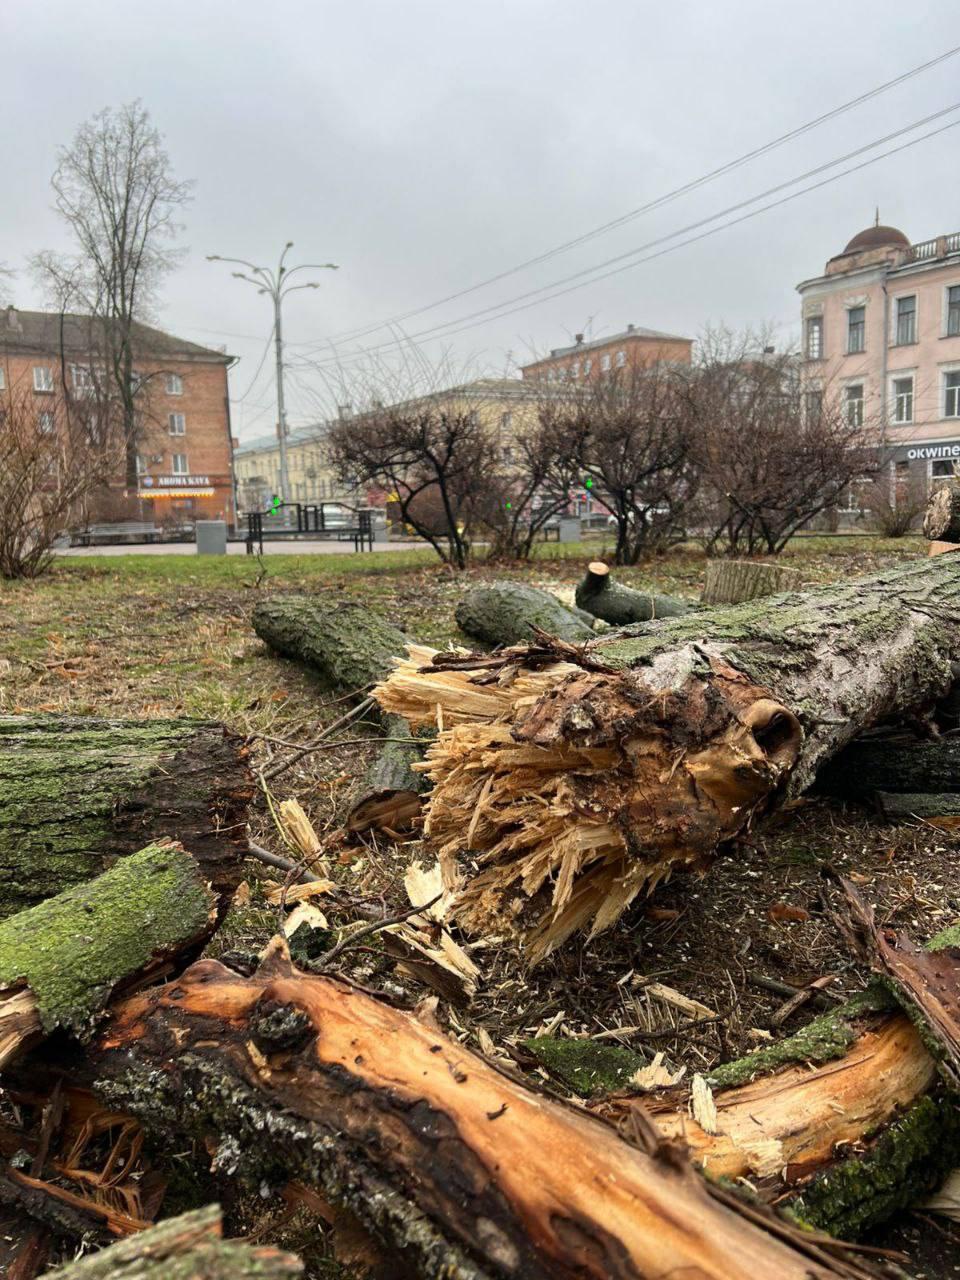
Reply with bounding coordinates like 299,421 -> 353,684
41,1204 -> 303,1279
455,581 -> 595,647
575,561 -> 693,625
0,842 -> 219,1066
0,716 -> 250,919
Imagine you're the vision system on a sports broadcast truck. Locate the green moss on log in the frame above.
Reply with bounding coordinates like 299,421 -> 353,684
455,581 -> 595,647
522,1036 -> 643,1096
0,716 -> 249,919
0,842 -> 216,1039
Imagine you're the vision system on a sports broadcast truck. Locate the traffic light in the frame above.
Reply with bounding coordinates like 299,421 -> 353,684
270,495 -> 282,514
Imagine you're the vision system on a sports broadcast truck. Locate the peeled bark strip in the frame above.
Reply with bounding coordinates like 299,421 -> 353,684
252,597 -> 425,832
701,558 -> 803,606
376,554 -> 960,959
923,481 -> 960,542
455,581 -> 595,647
575,560 -> 693,624
41,1204 -> 303,1280
0,716 -> 250,919
88,942 -> 880,1280
0,842 -> 219,1068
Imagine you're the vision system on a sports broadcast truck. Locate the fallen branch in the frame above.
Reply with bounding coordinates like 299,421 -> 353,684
455,581 -> 595,646
575,560 -> 693,624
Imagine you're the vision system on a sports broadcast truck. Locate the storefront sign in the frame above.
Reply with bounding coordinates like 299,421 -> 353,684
889,440 -> 960,464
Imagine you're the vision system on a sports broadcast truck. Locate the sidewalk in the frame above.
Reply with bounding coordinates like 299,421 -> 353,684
58,538 -> 422,557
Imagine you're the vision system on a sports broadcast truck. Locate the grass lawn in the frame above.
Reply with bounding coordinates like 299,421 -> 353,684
2,532 -> 956,1273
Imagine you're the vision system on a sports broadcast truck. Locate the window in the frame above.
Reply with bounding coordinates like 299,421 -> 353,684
0,367 -> 4,389
165,372 -> 183,395
845,384 -> 864,427
946,371 -> 960,418
805,316 -> 823,359
168,412 -> 186,436
893,376 -> 914,424
135,455 -> 146,475
600,353 -> 611,372
499,412 -> 512,430
33,366 -> 54,392
949,286 -> 960,337
804,389 -> 822,422
932,460 -> 958,486
583,358 -> 592,375
71,365 -> 95,393
615,349 -> 626,368
171,453 -> 188,475
895,295 -> 916,345
37,411 -> 55,434
501,445 -> 514,464
838,476 -> 872,514
571,361 -> 580,378
847,306 -> 865,353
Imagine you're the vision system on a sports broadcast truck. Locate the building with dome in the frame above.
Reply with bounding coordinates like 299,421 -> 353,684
797,219 -> 960,505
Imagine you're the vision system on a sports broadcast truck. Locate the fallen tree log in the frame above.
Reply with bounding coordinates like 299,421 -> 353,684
252,597 -> 425,832
0,716 -> 250,919
0,841 -> 219,1069
41,1204 -> 302,1280
701,558 -> 803,606
376,553 -> 960,960
455,581 -> 595,646
923,481 -> 960,542
83,940 -> 881,1280
818,734 -> 960,800
575,561 -> 693,624
874,791 -> 960,821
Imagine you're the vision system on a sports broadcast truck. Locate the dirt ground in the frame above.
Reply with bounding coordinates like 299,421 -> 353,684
2,534 -> 959,1276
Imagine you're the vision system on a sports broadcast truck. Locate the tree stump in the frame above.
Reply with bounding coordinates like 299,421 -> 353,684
923,481 -> 960,543
701,559 -> 803,606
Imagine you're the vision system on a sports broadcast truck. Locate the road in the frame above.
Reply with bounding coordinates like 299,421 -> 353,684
57,538 -> 423,557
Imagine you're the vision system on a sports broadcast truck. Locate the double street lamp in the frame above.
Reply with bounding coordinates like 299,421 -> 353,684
207,243 -> 337,513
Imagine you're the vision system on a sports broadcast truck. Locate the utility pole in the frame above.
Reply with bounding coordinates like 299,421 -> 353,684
207,243 -> 337,514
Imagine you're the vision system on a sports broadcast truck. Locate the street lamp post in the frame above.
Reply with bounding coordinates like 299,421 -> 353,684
207,243 -> 337,515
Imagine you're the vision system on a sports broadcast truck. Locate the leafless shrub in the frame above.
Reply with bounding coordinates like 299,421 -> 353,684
862,465 -> 926,537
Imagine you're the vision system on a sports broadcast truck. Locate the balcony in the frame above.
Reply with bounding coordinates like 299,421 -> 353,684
909,231 -> 960,262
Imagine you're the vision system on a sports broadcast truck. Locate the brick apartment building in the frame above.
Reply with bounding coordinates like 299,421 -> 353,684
520,322 -> 693,382
798,220 -> 960,501
0,307 -> 236,528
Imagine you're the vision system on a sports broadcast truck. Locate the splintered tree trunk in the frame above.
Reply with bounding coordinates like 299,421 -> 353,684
575,561 -> 693,624
923,481 -> 960,542
455,581 -> 595,646
42,1205 -> 302,1280
376,553 -> 960,960
86,942 -> 879,1280
0,716 -> 250,919
701,559 -> 803,606
0,842 -> 220,1069
252,597 -> 425,833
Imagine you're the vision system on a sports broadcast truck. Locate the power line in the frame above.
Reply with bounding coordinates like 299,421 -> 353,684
292,107 -> 960,373
230,323 -> 276,404
304,42 -> 960,350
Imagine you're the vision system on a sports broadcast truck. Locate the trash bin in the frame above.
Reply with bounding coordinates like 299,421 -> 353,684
195,520 -> 228,555
558,517 -> 581,543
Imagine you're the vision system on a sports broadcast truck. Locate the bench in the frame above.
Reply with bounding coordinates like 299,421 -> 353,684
244,503 -> 375,555
70,521 -> 161,547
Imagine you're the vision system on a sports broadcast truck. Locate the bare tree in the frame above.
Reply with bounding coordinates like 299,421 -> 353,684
549,362 -> 694,565
0,374 -> 114,578
33,101 -> 192,490
862,463 -> 926,537
686,328 -> 878,556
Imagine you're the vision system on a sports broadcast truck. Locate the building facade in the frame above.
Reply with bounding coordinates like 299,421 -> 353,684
233,423 -> 350,513
520,323 -> 693,383
798,222 -> 960,497
0,307 -> 236,527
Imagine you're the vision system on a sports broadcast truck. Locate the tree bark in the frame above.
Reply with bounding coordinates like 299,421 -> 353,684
575,561 -> 693,624
454,581 -> 595,647
701,559 -> 803,606
376,553 -> 960,959
252,597 -> 426,832
84,941 -> 880,1280
40,1205 -> 302,1280
818,734 -> 960,800
923,481 -> 960,542
0,842 -> 220,1069
874,791 -> 960,821
0,716 -> 251,919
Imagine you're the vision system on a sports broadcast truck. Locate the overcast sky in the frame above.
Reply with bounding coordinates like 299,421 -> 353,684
3,0 -> 959,440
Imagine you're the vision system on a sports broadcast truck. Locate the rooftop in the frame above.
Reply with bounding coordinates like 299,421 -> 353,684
526,324 -> 692,363
0,307 -> 233,363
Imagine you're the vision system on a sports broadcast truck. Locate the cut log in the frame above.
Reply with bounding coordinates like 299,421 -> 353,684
575,561 -> 693,624
818,733 -> 960,799
0,716 -> 250,920
40,1204 -> 302,1280
701,559 -> 803,606
0,841 -> 220,1069
455,580 -> 595,646
252,597 -> 425,832
923,480 -> 960,543
85,940 -> 881,1280
376,553 -> 960,959
874,791 -> 960,821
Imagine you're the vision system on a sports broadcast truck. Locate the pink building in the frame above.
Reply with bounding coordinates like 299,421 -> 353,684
797,221 -> 960,494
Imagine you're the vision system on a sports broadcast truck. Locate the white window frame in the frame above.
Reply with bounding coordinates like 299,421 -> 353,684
930,458 -> 959,489
805,315 -> 823,360
891,374 -> 914,425
845,382 -> 865,427
0,366 -> 5,390
165,372 -> 184,396
804,387 -> 823,422
945,368 -> 960,419
571,361 -> 580,378
33,365 -> 54,393
171,453 -> 189,475
892,293 -> 918,346
37,410 -> 55,435
70,364 -> 95,394
583,358 -> 592,375
847,305 -> 866,354
947,284 -> 960,339
615,349 -> 626,368
600,353 -> 611,372
168,412 -> 186,436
